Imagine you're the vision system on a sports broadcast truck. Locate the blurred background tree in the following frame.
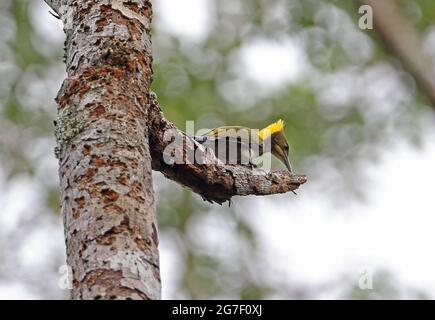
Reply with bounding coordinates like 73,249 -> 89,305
0,0 -> 434,299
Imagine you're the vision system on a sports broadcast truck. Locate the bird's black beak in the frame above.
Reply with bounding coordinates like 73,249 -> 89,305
283,152 -> 292,173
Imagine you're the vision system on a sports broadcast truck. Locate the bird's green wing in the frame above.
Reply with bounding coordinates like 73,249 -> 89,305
201,126 -> 249,138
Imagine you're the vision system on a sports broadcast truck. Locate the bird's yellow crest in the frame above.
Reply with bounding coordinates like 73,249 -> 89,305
258,119 -> 285,141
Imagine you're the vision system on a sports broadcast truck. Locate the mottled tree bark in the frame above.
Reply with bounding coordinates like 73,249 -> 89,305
48,0 -> 160,299
45,0 -> 306,300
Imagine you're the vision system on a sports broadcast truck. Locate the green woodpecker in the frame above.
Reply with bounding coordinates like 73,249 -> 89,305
194,119 -> 293,172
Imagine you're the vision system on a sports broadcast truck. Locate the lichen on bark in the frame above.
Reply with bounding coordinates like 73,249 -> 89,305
54,108 -> 85,159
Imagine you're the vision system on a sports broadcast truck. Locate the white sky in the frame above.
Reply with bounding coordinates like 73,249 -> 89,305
160,130 -> 435,298
251,132 -> 435,297
1,0 -> 433,299
154,0 -> 213,41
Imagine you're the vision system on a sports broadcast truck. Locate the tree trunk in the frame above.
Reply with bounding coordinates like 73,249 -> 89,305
357,0 -> 435,110
50,0 -> 160,299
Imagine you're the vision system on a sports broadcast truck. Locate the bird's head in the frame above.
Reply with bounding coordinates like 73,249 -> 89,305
258,119 -> 292,173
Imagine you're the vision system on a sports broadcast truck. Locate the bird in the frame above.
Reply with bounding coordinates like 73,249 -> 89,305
193,119 -> 293,173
